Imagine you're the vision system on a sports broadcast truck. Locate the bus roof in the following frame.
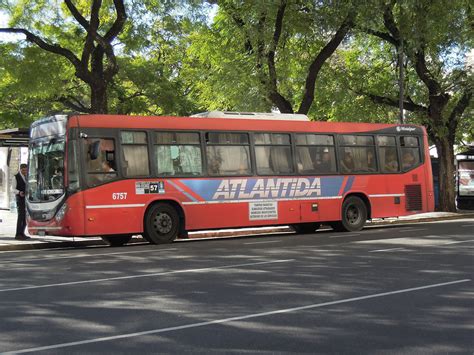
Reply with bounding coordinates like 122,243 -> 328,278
67,114 -> 426,135
191,111 -> 310,121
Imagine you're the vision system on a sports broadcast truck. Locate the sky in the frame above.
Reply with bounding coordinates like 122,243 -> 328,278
0,12 -> 23,41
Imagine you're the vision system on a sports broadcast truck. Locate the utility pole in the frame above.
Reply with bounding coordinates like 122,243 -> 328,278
398,40 -> 405,124
398,6 -> 404,124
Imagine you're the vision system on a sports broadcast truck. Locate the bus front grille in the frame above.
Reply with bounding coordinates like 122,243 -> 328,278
405,184 -> 422,211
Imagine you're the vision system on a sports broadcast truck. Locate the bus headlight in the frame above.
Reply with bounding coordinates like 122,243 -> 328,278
55,203 -> 68,222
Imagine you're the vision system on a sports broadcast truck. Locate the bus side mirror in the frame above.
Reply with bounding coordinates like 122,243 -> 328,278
89,141 -> 101,160
106,151 -> 115,162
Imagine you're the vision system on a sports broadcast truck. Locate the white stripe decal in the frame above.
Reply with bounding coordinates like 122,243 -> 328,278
368,194 -> 405,198
27,226 -> 62,230
86,204 -> 145,209
182,196 -> 342,205
166,180 -> 198,202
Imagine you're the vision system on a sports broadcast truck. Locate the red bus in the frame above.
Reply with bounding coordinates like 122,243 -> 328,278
26,112 -> 435,246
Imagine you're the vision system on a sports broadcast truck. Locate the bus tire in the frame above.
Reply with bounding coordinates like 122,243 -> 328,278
101,235 -> 132,247
144,203 -> 179,244
293,222 -> 321,234
338,196 -> 367,232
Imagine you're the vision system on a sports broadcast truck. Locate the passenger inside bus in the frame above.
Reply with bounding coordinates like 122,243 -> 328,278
340,151 -> 355,173
51,167 -> 63,189
315,150 -> 332,172
402,151 -> 416,170
384,151 -> 399,172
366,150 -> 376,171
102,160 -> 115,173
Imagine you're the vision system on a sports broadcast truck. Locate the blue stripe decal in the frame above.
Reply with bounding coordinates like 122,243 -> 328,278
179,177 -> 345,202
342,176 -> 355,195
167,180 -> 198,202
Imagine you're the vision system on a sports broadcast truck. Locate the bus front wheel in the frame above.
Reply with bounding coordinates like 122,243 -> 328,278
144,203 -> 179,244
101,235 -> 132,247
334,196 -> 367,232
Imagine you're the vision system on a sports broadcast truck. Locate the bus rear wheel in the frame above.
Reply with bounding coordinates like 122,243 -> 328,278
293,222 -> 321,234
101,235 -> 132,247
335,196 -> 367,232
144,203 -> 179,244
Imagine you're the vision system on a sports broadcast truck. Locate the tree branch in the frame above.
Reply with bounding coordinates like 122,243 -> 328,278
104,0 -> 127,42
262,0 -> 293,113
64,0 -> 101,65
413,48 -> 444,95
297,10 -> 355,114
448,87 -> 473,133
358,26 -> 398,46
57,95 -> 92,113
0,28 -> 81,68
362,91 -> 428,113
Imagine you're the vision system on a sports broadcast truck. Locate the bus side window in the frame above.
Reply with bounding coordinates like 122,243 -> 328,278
206,132 -> 251,176
400,136 -> 421,171
295,134 -> 336,175
155,132 -> 203,176
377,136 -> 399,173
121,131 -> 150,177
339,135 -> 376,173
85,138 -> 117,186
255,133 -> 293,175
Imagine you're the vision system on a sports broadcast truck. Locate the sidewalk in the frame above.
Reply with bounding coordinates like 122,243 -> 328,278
1,209 -> 473,252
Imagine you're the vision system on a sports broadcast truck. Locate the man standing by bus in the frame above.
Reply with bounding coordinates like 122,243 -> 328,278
11,163 -> 30,240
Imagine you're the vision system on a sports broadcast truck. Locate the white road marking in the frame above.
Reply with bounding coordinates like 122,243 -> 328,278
330,234 -> 361,238
244,240 -> 282,245
354,236 -> 453,247
398,228 -> 428,233
369,247 -> 406,253
0,259 -> 294,293
460,224 -> 474,228
5,279 -> 470,354
0,248 -> 177,264
442,240 -> 474,245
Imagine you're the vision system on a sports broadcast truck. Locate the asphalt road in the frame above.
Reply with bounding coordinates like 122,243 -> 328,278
0,219 -> 473,354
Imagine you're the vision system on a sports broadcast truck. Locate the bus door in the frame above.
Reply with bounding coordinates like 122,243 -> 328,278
81,134 -> 121,236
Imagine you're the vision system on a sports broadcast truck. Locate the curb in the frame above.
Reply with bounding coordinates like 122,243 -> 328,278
1,213 -> 473,252
367,213 -> 474,226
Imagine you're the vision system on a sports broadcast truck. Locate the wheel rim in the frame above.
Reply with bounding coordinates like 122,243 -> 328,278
153,212 -> 173,234
346,205 -> 361,225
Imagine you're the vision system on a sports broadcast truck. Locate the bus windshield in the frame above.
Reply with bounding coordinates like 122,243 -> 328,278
28,138 -> 65,202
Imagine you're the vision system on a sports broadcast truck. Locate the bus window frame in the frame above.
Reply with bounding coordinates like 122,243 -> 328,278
253,132 -> 295,176
376,135 -> 400,174
78,128 -> 121,188
294,133 -> 337,175
399,135 -> 424,172
153,130 -> 204,177
205,131 -> 253,177
337,134 -> 378,174
119,129 -> 151,178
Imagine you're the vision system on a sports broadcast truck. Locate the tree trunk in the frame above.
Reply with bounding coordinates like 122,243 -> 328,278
90,84 -> 108,114
435,138 -> 457,212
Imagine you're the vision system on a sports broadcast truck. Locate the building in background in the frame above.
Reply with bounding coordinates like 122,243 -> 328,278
0,128 -> 30,210
456,146 -> 474,210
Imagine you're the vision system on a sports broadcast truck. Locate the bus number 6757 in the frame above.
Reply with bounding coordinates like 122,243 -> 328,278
112,192 -> 128,200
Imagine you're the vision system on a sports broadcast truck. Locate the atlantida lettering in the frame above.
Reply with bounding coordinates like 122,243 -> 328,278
212,178 -> 321,200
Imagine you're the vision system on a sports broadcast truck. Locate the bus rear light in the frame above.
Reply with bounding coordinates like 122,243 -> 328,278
55,203 -> 68,222
312,203 -> 318,212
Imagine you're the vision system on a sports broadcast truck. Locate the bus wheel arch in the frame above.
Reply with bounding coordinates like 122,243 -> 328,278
143,200 -> 185,244
331,193 -> 371,232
